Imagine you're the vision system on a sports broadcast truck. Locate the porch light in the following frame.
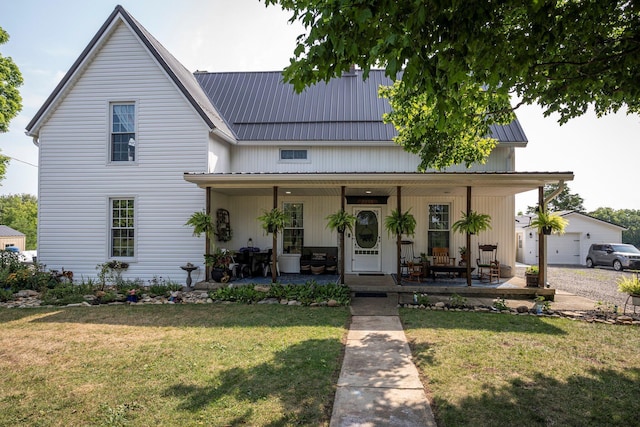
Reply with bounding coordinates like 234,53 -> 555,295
365,191 -> 372,194
529,232 -> 533,238
586,233 -> 591,239
248,238 -> 253,248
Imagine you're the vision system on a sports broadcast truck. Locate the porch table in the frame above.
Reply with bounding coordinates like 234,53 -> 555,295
430,265 -> 475,281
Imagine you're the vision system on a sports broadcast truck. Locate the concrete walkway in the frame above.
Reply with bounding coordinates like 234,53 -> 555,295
330,295 -> 437,426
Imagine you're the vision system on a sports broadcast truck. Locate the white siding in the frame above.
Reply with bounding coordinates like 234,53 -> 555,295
231,145 -> 515,173
37,22 -> 211,283
214,193 -> 516,274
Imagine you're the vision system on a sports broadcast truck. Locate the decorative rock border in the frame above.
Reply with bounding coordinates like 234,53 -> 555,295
400,302 -> 640,325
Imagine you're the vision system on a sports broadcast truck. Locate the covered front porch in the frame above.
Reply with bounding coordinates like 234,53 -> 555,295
184,171 -> 573,289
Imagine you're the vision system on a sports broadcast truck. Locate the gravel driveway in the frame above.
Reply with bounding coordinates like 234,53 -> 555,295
515,264 -> 637,309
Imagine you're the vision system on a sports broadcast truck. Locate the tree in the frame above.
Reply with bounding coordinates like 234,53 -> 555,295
526,184 -> 585,213
589,208 -> 640,248
0,194 -> 37,249
266,0 -> 640,169
0,26 -> 23,133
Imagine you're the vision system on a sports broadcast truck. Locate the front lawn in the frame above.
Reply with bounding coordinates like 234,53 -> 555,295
0,304 -> 349,426
401,310 -> 640,426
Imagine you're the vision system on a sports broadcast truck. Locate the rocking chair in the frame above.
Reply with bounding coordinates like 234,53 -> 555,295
477,244 -> 499,283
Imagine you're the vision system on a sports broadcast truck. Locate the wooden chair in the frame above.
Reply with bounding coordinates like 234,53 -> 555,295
432,247 -> 455,278
407,261 -> 423,282
477,244 -> 499,283
432,247 -> 455,266
400,240 -> 414,276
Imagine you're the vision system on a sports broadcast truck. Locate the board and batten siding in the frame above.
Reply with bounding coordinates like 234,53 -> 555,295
230,145 -> 515,173
37,22 -> 213,283
216,193 -> 515,274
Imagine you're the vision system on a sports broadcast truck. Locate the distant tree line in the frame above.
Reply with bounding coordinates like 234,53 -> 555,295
524,184 -> 639,248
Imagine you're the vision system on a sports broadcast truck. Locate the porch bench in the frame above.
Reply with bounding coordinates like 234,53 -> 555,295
300,246 -> 338,274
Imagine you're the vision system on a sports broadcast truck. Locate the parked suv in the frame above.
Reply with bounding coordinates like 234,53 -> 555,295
586,243 -> 640,271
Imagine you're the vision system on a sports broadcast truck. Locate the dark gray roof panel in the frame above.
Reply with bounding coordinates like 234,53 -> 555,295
195,70 -> 528,143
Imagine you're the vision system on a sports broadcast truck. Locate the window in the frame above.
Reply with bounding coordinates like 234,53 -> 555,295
280,149 -> 308,162
428,204 -> 450,255
111,198 -> 135,257
282,202 -> 303,254
111,103 -> 136,162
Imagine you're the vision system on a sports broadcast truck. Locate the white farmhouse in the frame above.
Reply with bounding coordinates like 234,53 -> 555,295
26,6 -> 573,284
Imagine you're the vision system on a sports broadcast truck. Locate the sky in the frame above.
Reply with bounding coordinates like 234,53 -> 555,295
1,0 -> 639,214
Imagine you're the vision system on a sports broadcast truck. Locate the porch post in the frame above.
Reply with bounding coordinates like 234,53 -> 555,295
205,188 -> 211,281
339,186 -> 346,284
397,186 -> 402,281
538,186 -> 546,288
272,186 -> 278,283
466,186 -> 472,286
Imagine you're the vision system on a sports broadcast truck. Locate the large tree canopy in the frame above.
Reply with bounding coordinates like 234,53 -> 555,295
0,27 -> 23,133
266,0 -> 640,169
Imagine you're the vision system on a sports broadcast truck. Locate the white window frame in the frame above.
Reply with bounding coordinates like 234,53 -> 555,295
109,197 -> 136,259
109,102 -> 137,163
279,148 -> 310,163
282,202 -> 304,254
427,203 -> 451,256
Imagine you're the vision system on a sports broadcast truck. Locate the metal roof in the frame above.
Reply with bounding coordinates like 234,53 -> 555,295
195,70 -> 529,143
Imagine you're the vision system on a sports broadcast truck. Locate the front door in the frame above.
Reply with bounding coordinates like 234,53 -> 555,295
352,207 -> 382,272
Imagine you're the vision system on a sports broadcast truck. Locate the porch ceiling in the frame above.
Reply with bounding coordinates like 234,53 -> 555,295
183,172 -> 574,197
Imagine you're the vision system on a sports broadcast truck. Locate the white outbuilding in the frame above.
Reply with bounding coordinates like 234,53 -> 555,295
516,211 -> 626,266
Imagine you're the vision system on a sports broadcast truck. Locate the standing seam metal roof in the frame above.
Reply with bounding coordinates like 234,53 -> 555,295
194,70 -> 529,143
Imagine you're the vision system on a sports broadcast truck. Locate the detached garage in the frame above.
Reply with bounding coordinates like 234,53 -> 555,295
516,211 -> 626,266
0,225 -> 26,252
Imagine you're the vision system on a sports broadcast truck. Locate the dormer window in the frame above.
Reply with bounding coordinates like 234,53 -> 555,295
111,103 -> 136,162
280,148 -> 308,162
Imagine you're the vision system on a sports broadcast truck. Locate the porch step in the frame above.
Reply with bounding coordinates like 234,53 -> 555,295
353,292 -> 388,298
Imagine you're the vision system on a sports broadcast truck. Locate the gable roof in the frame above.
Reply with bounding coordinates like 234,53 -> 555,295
516,211 -> 627,231
25,5 -> 233,141
0,225 -> 25,237
195,70 -> 529,143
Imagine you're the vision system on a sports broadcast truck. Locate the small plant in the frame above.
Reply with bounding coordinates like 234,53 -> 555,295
594,300 -> 618,318
492,297 -> 509,311
449,293 -> 467,308
525,265 -> 539,275
413,292 -> 430,305
534,295 -> 551,313
617,275 -> 640,295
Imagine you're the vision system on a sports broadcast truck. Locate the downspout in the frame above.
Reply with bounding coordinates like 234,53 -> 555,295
32,136 -> 40,147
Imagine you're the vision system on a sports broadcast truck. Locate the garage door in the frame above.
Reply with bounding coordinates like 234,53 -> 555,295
547,233 -> 580,265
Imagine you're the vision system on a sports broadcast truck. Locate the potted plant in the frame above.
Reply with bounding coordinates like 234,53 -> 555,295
525,265 -> 539,287
257,208 -> 289,283
530,210 -> 568,235
257,208 -> 288,234
205,247 -> 232,283
617,275 -> 640,305
384,208 -> 416,237
185,211 -> 214,238
326,210 -> 357,284
384,208 -> 416,279
458,247 -> 467,266
451,210 -> 492,235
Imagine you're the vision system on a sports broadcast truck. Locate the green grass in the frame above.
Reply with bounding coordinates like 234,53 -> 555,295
0,304 -> 349,426
401,310 -> 640,426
